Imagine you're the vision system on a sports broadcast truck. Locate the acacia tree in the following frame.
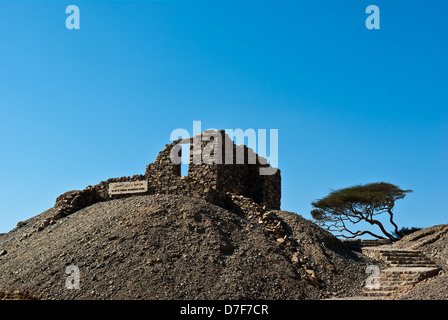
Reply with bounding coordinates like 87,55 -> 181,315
310,182 -> 412,241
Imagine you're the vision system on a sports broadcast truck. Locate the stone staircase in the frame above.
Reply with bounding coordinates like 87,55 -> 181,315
361,247 -> 441,299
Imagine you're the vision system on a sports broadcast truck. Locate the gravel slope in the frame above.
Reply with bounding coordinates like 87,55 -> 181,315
0,194 -> 377,300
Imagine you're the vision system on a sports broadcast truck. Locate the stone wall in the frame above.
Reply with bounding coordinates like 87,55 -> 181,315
143,129 -> 280,209
215,134 -> 281,209
46,130 -> 281,226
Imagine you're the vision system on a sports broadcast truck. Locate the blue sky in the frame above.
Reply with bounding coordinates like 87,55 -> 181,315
0,0 -> 447,237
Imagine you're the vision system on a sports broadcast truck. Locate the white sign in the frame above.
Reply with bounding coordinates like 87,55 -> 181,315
109,180 -> 148,195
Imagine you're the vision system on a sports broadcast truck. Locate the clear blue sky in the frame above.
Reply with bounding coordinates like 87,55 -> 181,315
0,0 -> 447,236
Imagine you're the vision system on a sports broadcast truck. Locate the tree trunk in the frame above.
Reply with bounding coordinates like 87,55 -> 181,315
367,218 -> 398,242
387,208 -> 401,238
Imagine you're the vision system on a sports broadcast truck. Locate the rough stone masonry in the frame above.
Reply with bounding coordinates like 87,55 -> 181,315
42,130 -> 281,228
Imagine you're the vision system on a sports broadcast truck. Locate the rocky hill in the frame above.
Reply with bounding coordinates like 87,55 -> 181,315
0,194 -> 379,300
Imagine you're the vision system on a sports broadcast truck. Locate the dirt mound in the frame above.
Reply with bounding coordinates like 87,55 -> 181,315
391,224 -> 448,300
0,194 -> 375,299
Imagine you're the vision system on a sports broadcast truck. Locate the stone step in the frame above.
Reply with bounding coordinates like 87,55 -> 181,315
387,259 -> 436,264
381,271 -> 420,277
382,256 -> 431,262
383,256 -> 431,260
380,280 -> 418,287
383,253 -> 430,258
388,263 -> 436,268
361,246 -> 442,299
363,265 -> 441,299
380,250 -> 422,255
382,267 -> 440,274
380,270 -> 421,276
361,247 -> 431,263
379,278 -> 419,284
378,273 -> 419,280
384,256 -> 428,261
364,284 -> 414,292
389,263 -> 437,268
385,256 -> 433,261
382,253 -> 430,258
375,247 -> 422,254
363,290 -> 394,297
380,274 -> 419,280
379,272 -> 419,278
377,249 -> 421,255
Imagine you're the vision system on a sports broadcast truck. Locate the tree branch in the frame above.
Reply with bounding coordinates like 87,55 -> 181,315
387,208 -> 400,238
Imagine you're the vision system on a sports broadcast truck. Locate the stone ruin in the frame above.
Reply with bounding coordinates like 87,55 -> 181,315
43,130 -> 281,228
30,131 -> 325,286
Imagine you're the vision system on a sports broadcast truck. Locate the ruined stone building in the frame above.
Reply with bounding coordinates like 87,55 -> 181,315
51,130 -> 281,222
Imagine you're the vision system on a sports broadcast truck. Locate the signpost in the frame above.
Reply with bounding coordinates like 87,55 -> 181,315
109,181 -> 148,195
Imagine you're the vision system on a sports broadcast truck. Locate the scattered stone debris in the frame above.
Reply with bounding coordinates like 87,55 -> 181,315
0,194 -> 377,300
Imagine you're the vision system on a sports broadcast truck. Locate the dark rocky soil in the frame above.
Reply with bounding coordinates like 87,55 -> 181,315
0,194 -> 378,300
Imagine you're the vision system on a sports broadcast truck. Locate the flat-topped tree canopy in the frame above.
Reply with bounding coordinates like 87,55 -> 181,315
311,182 -> 412,241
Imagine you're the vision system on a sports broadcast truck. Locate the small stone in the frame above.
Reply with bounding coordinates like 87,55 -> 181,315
191,191 -> 200,198
305,269 -> 319,284
262,212 -> 276,221
0,249 -> 7,256
16,221 -> 27,228
273,227 -> 284,235
41,219 -> 50,228
291,253 -> 299,264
